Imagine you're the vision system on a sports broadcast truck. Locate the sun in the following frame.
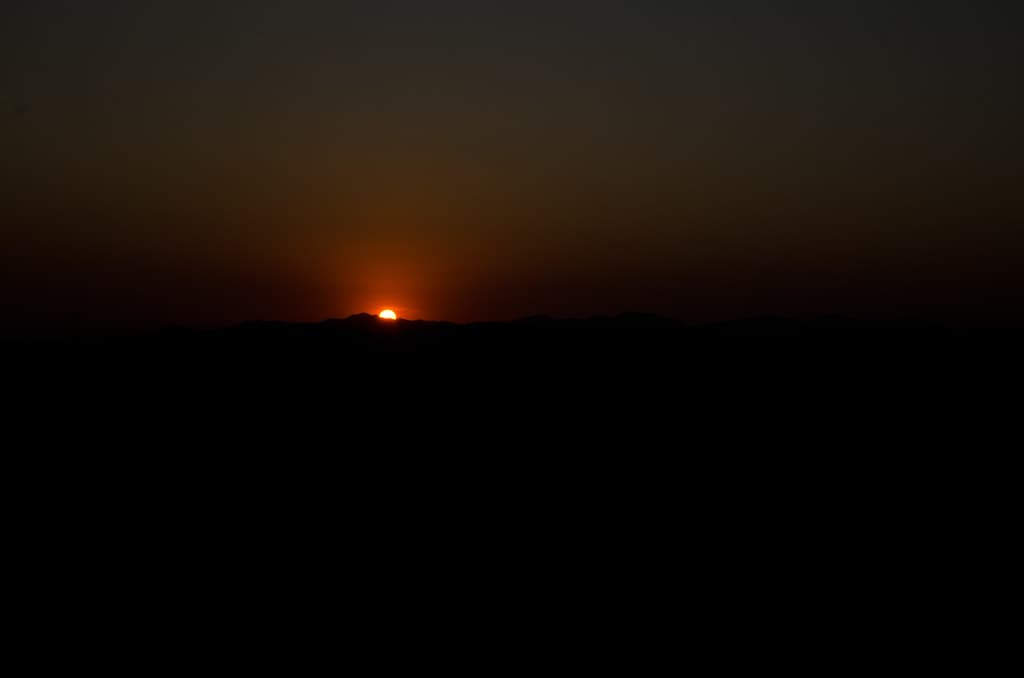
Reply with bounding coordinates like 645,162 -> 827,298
378,309 -> 398,320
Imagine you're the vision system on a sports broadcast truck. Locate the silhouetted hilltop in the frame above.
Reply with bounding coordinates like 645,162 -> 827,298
5,310 -> 1016,548
114,309 -> 1015,350
7,311 -> 1022,357
7,313 -> 1020,431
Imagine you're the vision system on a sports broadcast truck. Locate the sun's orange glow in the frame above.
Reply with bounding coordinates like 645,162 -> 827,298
378,309 -> 398,320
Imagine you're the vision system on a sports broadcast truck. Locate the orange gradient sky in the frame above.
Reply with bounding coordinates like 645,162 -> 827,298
2,2 -> 1023,329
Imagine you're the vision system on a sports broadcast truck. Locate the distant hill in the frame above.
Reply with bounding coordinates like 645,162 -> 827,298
4,311 -> 1014,574
6,313 -> 1019,442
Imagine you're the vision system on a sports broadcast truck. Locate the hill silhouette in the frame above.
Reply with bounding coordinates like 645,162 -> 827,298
5,311 -> 1013,655
6,311 -> 1017,487
8,312 -> 1018,428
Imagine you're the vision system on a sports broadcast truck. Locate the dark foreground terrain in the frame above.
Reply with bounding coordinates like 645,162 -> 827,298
9,311 -> 1016,522
4,313 -> 1015,668
7,311 -> 1018,449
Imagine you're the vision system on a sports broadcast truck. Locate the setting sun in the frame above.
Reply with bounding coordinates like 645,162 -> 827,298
378,309 -> 398,320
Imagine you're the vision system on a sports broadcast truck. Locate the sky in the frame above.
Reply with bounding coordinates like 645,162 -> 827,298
2,1 -> 1022,329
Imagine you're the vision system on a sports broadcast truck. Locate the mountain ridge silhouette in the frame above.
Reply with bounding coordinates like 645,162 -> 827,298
135,311 -> 955,340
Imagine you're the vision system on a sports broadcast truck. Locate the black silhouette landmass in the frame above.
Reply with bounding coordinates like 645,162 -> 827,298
5,312 -> 1014,639
7,312 -> 1019,433
6,311 -> 1018,504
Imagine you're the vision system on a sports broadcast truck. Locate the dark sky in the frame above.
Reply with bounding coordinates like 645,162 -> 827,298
3,1 -> 1022,328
